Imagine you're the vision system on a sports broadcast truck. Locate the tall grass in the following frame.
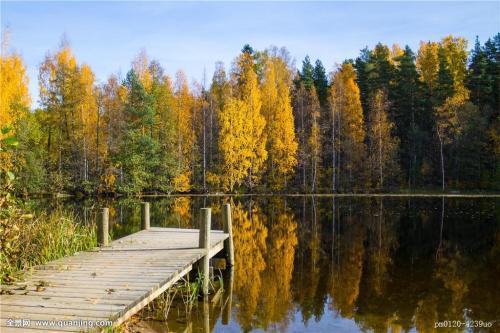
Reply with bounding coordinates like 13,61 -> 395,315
1,209 -> 96,283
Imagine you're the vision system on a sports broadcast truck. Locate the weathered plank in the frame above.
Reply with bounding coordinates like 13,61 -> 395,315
1,227 -> 229,332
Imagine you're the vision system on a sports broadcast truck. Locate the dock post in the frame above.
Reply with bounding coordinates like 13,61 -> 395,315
223,203 -> 234,267
222,268 -> 233,325
203,296 -> 210,333
98,208 -> 109,246
141,202 -> 150,230
199,208 -> 211,296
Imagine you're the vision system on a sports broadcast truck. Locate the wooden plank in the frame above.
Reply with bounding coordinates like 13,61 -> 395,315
26,270 -> 178,280
1,288 -> 147,300
1,313 -> 109,321
2,282 -> 150,292
1,305 -> 113,319
1,294 -> 133,306
110,264 -> 192,326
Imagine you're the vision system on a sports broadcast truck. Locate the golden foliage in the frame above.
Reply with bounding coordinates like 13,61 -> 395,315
131,49 -> 153,92
172,172 -> 191,193
0,37 -> 30,179
390,44 -> 404,65
416,41 -> 439,90
0,51 -> 30,135
218,52 -> 267,191
440,35 -> 468,91
329,63 -> 367,189
260,56 -> 298,188
435,92 -> 468,144
367,90 -> 400,189
173,71 -> 195,191
38,43 -> 103,183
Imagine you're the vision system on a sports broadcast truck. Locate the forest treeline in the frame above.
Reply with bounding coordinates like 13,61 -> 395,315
1,33 -> 499,194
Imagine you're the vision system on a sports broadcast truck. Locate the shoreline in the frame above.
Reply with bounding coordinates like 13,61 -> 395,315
25,192 -> 500,199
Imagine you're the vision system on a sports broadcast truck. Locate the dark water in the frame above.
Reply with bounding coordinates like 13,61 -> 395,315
33,195 -> 499,332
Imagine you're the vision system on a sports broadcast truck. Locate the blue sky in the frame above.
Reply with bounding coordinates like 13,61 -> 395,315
1,1 -> 499,107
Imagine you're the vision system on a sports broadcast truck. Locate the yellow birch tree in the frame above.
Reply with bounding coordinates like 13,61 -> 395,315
0,33 -> 31,182
329,63 -> 368,190
416,41 -> 440,91
172,70 -> 195,191
261,56 -> 297,189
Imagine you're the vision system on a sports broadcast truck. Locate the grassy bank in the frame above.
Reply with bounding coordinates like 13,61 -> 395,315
0,207 -> 96,284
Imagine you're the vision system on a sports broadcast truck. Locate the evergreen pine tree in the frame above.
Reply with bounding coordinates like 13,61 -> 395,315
467,37 -> 492,109
301,56 -> 315,89
392,46 -> 423,187
313,59 -> 328,107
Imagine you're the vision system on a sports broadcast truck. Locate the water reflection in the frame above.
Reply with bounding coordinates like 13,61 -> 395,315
31,195 -> 499,332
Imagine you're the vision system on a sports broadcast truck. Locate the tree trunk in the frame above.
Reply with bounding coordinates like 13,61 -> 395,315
301,98 -> 306,192
202,101 -> 206,192
332,102 -> 336,192
437,128 -> 445,191
378,110 -> 383,190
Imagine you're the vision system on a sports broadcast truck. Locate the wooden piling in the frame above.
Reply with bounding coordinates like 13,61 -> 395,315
223,203 -> 234,267
141,202 -> 150,230
203,296 -> 210,333
199,208 -> 211,296
222,268 -> 234,325
98,207 -> 109,246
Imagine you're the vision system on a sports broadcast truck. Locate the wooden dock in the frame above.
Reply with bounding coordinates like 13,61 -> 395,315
1,204 -> 234,332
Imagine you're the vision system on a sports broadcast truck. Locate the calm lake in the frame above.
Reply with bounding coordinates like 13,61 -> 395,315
33,195 -> 499,332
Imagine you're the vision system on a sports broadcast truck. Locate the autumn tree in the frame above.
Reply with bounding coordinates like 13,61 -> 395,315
293,81 -> 321,192
99,74 -> 126,191
218,46 -> 266,191
0,33 -> 30,134
172,71 -> 195,192
260,51 -> 298,189
0,32 -> 31,187
131,49 -> 153,92
434,37 -> 469,190
367,90 -> 400,189
38,41 -> 101,191
6,33 -> 500,194
435,93 -> 464,190
329,63 -> 368,191
205,62 -> 231,188
416,41 -> 440,93
149,62 -> 178,191
416,41 -> 441,185
440,35 -> 468,92
218,98 -> 250,191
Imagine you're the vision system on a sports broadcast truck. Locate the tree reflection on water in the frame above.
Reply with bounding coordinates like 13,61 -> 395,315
37,195 -> 499,332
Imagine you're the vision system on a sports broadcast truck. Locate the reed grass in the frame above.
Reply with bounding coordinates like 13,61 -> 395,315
0,209 -> 96,283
